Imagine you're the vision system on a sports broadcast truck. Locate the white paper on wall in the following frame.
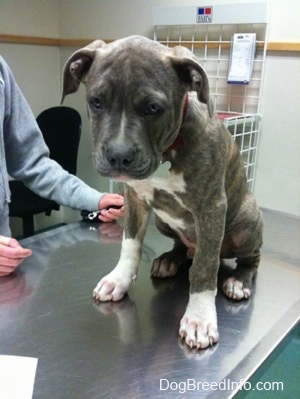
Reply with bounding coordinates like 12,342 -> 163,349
228,33 -> 256,84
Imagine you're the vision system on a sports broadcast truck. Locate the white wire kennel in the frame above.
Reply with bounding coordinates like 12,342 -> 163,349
153,2 -> 268,191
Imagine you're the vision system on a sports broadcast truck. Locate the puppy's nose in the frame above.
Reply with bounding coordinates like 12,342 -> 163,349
106,144 -> 134,170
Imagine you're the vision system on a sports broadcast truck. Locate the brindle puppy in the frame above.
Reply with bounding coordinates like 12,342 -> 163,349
62,36 -> 263,349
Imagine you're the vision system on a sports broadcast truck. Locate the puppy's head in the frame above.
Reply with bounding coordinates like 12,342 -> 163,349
62,36 -> 212,181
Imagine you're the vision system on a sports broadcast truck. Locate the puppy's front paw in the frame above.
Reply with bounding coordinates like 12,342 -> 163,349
93,271 -> 136,302
223,277 -> 251,300
179,291 -> 219,349
179,315 -> 219,349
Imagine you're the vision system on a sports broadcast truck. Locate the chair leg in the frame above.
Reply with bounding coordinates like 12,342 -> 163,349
22,215 -> 35,238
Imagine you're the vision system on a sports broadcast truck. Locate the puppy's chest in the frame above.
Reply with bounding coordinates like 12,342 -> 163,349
127,164 -> 188,218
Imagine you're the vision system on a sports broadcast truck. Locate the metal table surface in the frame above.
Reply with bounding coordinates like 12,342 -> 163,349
0,209 -> 299,399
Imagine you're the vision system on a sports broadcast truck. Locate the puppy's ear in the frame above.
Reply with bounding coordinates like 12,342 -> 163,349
61,40 -> 106,103
169,51 -> 214,118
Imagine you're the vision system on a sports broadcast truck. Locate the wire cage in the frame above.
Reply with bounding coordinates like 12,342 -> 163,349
153,2 -> 268,191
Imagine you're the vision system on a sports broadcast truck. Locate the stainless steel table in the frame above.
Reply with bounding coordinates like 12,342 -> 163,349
0,209 -> 299,399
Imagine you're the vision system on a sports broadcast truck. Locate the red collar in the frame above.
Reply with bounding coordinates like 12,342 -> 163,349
164,94 -> 188,152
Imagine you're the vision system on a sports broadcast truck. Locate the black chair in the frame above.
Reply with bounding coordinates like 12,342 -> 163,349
9,106 -> 82,237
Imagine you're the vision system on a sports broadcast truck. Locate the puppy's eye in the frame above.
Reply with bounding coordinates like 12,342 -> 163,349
89,97 -> 104,111
145,103 -> 163,116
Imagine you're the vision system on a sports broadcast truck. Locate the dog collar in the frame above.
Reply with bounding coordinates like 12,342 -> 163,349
164,94 -> 188,152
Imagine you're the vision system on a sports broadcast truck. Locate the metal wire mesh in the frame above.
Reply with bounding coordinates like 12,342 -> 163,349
154,21 -> 267,191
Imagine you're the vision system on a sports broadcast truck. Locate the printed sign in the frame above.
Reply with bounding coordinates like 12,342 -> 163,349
228,33 -> 256,84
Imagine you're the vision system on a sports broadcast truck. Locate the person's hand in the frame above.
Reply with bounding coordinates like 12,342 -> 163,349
99,193 -> 125,222
0,236 -> 32,277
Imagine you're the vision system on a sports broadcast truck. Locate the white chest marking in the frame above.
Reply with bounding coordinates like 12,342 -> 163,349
128,168 -> 188,235
127,168 -> 187,206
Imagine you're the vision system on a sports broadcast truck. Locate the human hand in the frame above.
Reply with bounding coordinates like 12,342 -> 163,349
99,193 -> 125,223
0,236 -> 32,277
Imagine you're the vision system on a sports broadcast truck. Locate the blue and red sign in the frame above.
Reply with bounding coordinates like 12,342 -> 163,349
197,6 -> 213,23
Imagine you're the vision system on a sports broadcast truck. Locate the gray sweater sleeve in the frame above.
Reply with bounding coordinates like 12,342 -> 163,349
1,56 -> 103,211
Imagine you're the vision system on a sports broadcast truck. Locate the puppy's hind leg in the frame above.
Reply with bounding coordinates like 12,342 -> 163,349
223,200 -> 263,301
222,249 -> 261,300
223,221 -> 263,300
151,238 -> 188,278
151,217 -> 189,278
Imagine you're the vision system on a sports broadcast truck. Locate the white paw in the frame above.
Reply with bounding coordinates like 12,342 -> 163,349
223,277 -> 251,300
93,270 -> 136,302
179,291 -> 219,349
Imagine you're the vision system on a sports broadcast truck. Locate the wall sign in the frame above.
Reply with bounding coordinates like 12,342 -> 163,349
196,6 -> 213,23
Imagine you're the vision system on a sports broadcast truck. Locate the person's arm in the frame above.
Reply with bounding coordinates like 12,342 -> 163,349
1,56 -> 117,213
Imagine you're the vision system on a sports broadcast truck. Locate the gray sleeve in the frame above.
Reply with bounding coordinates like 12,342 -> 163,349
1,56 -> 103,211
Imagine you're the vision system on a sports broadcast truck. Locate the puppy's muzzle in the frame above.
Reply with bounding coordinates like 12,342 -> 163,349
106,142 -> 134,171
100,142 -> 152,180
